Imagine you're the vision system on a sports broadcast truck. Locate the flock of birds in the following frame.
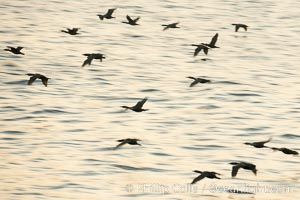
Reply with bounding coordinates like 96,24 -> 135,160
3,7 -> 248,87
3,7 -> 298,194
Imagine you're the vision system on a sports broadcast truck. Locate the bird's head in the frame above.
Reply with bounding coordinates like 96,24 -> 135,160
193,170 -> 202,173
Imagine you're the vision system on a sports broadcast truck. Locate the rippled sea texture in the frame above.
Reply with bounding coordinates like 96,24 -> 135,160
1,0 -> 300,199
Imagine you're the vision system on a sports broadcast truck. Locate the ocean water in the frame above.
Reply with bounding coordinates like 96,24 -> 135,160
0,0 -> 299,199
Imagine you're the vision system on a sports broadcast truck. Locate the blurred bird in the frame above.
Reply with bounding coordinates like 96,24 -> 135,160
187,76 -> 211,87
61,28 -> 80,35
226,189 -> 254,194
98,8 -> 116,20
82,53 -> 105,67
27,73 -> 50,87
244,138 -> 272,148
121,97 -> 149,112
229,162 -> 257,177
114,138 -> 141,150
122,15 -> 140,25
271,147 -> 298,155
191,171 -> 221,184
232,24 -> 248,32
201,33 -> 219,48
191,44 -> 209,56
4,46 -> 24,55
162,22 -> 180,31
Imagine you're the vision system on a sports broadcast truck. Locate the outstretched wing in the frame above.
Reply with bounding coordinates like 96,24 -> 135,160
82,55 -> 94,67
209,33 -> 218,46
187,76 -> 196,80
114,141 -> 127,150
203,47 -> 208,55
163,25 -> 169,31
194,46 -> 202,56
231,165 -> 240,177
133,16 -> 140,23
16,46 -> 24,51
260,138 -> 271,145
134,97 -> 147,109
126,15 -> 134,23
190,80 -> 199,87
191,174 -> 205,184
41,77 -> 49,87
106,8 -> 116,17
27,75 -> 37,85
252,138 -> 271,147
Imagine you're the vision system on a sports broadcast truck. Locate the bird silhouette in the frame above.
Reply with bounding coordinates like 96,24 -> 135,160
61,28 -> 80,35
121,97 -> 149,112
229,162 -> 257,177
201,33 -> 219,48
271,147 -> 298,155
187,76 -> 211,87
232,24 -> 248,32
114,138 -> 141,150
191,44 -> 209,56
82,53 -> 105,67
27,73 -> 50,87
226,189 -> 254,194
191,171 -> 221,184
162,22 -> 180,31
4,46 -> 24,55
98,8 -> 116,20
122,15 -> 140,25
244,138 -> 272,148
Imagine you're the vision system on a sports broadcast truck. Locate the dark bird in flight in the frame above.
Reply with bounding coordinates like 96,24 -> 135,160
4,46 -> 24,55
98,8 -> 116,20
191,44 -> 209,56
271,147 -> 298,155
226,189 -> 255,194
191,171 -> 221,184
232,24 -> 248,32
27,73 -> 50,87
61,28 -> 80,35
114,138 -> 141,150
187,76 -> 211,87
122,15 -> 140,25
121,97 -> 149,112
244,138 -> 272,148
229,162 -> 257,177
201,33 -> 219,48
82,53 -> 106,67
162,22 -> 180,31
